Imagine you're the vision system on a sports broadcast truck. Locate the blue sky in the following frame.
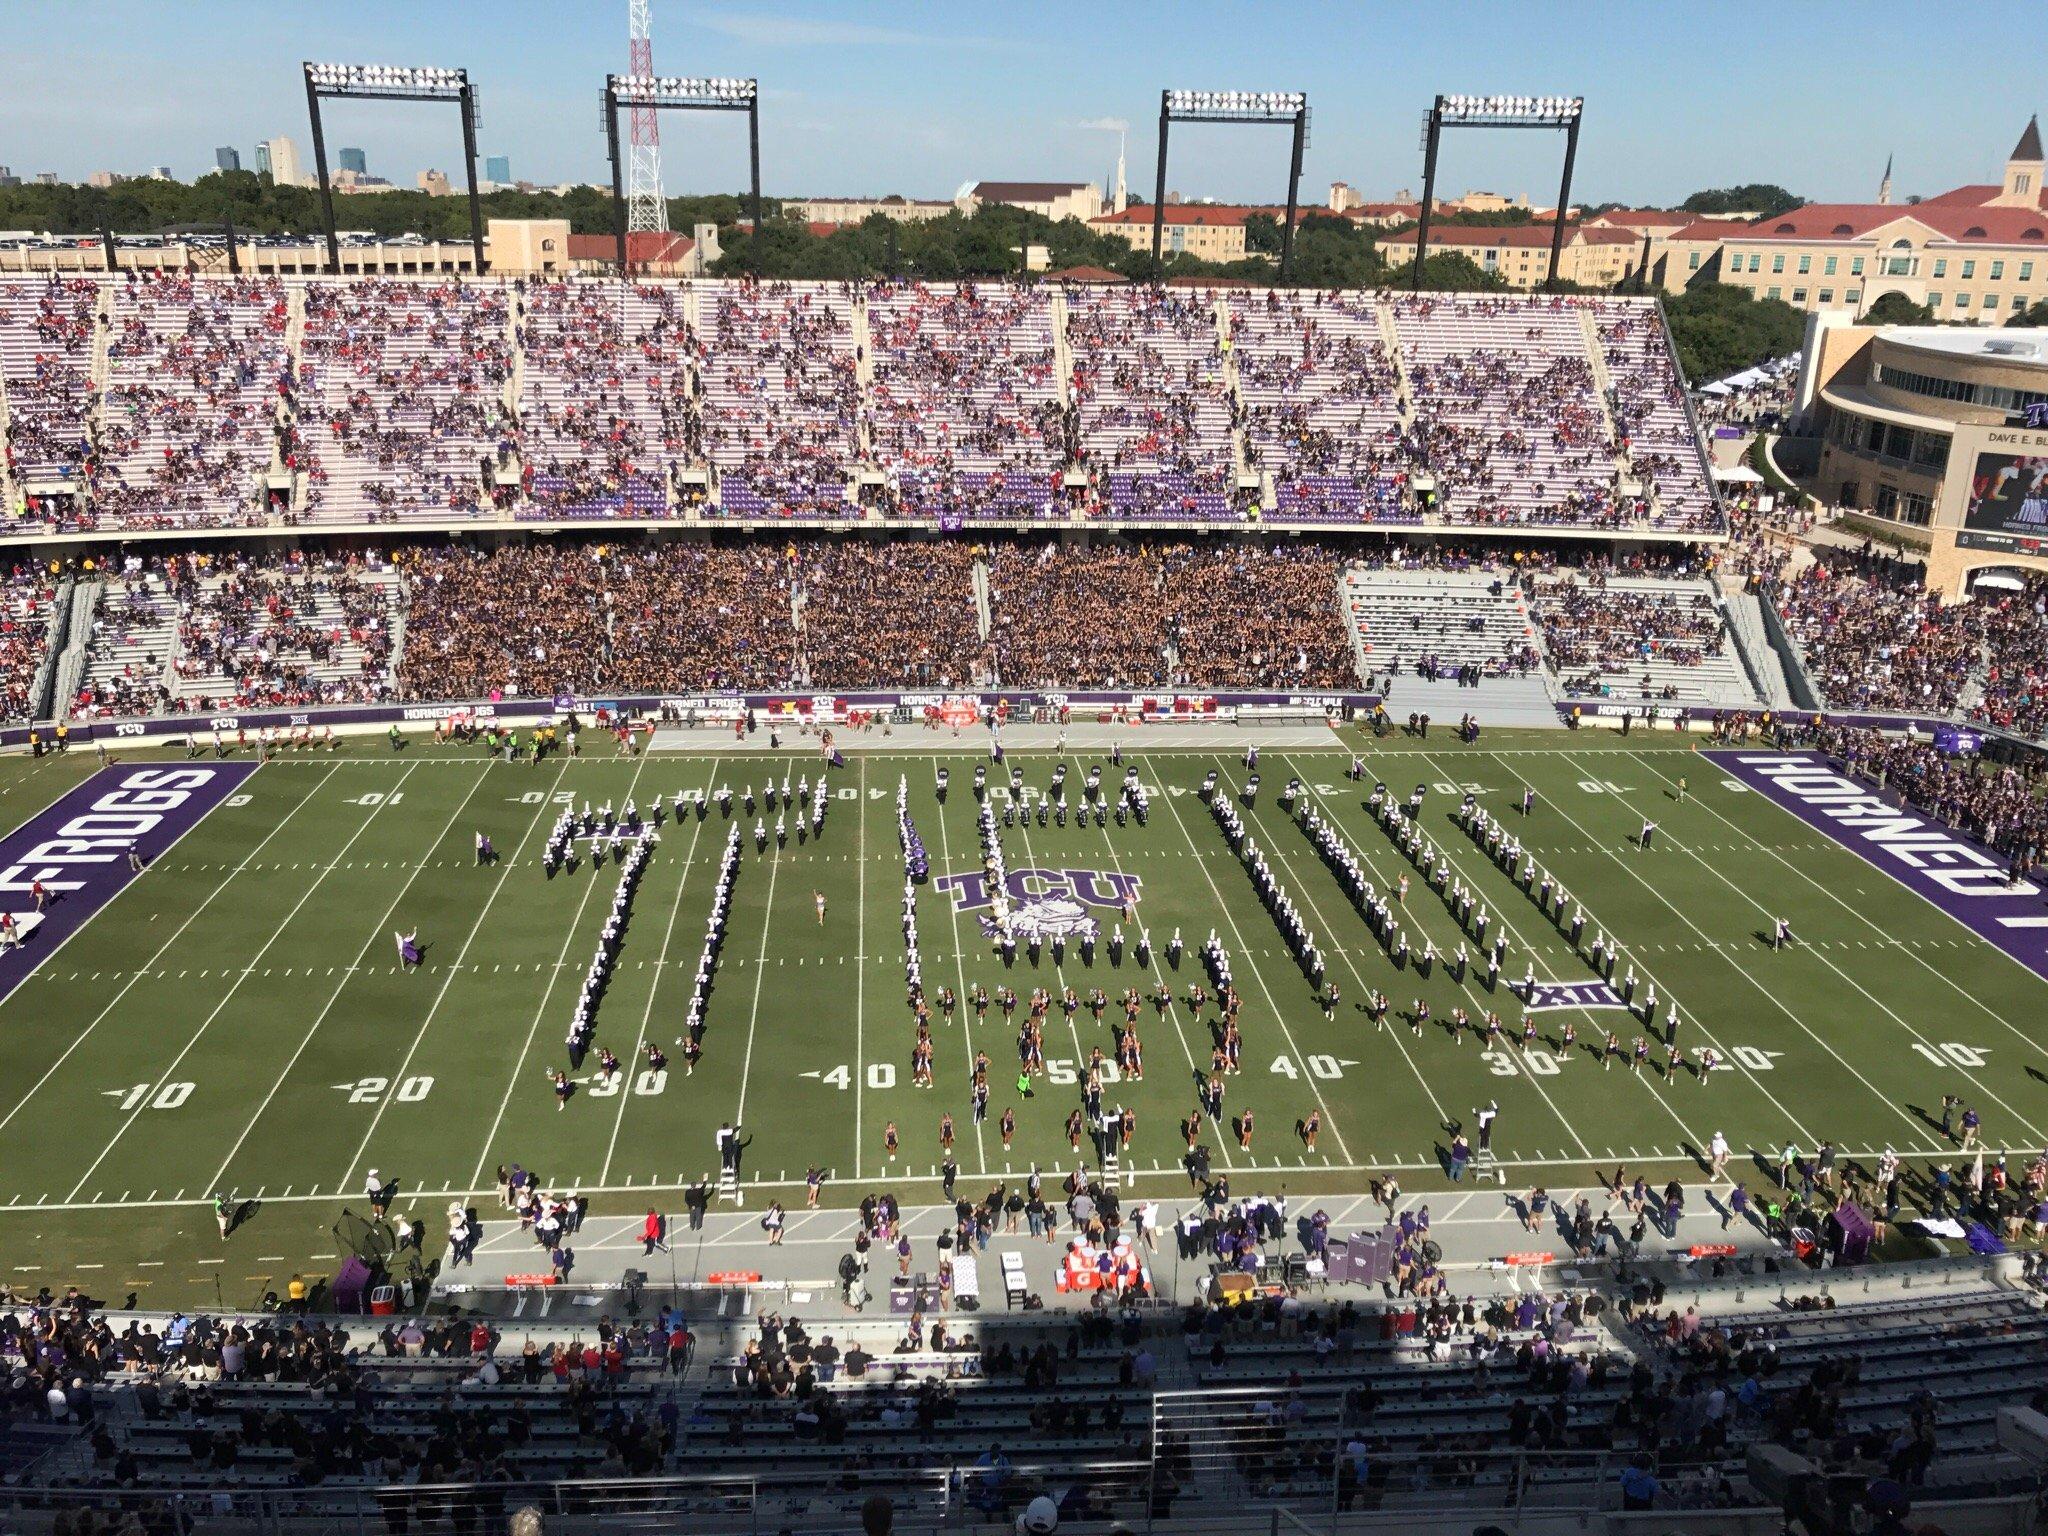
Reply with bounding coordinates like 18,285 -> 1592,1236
3,1 -> 2044,207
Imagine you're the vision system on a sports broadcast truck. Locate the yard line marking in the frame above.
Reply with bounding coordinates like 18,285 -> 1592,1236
215,762 -> 501,1191
0,763 -> 340,1140
1592,751 -> 2048,1146
1249,755 -> 1460,1130
64,762 -> 429,1202
733,809 -> 790,1136
1397,749 -> 1708,1152
599,764 -> 722,1185
1634,751 -> 2048,1071
1149,755 -> 1354,1164
1004,766 -> 1127,1174
1519,752 -> 1934,1152
1075,761 -> 1239,1177
856,758 -> 876,1180
468,752 -> 654,1189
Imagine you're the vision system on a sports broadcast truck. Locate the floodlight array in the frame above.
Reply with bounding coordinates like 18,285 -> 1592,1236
305,62 -> 467,95
1436,94 -> 1583,124
611,74 -> 758,106
1165,89 -> 1306,117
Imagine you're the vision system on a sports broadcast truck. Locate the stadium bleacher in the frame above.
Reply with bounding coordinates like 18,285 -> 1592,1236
0,276 -> 1727,540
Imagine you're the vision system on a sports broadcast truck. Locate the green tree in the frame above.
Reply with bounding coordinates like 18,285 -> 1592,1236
1662,282 -> 1805,382
1862,292 -> 1934,327
2007,299 -> 2048,327
1242,213 -> 1282,256
1681,184 -> 1800,218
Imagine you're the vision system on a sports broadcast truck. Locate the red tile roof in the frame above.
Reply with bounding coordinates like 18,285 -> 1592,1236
1747,203 -> 2048,244
1668,218 -> 1763,241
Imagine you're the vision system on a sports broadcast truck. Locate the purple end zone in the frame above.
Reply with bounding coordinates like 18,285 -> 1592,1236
0,763 -> 259,1004
1707,751 -> 2048,984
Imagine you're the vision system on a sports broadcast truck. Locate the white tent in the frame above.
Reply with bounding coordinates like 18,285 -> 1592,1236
1972,571 -> 2026,592
1699,381 -> 1734,397
1712,464 -> 1765,484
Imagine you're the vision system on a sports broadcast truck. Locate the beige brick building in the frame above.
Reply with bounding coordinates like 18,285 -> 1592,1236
1377,221 -> 1639,289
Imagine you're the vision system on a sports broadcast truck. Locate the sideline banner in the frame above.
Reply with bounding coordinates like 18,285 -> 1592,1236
1708,751 -> 2048,983
0,764 -> 258,1002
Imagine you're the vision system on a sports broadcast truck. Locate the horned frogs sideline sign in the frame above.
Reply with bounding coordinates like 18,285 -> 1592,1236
0,764 -> 258,1002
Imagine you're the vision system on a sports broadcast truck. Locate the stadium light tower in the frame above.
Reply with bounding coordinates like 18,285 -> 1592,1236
303,63 -> 487,276
625,0 -> 669,235
1412,94 -> 1584,293
602,74 -> 761,275
1154,89 -> 1310,281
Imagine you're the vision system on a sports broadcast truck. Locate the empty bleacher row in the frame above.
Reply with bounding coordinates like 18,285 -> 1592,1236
1531,573 -> 1758,706
12,1264 -> 2048,1526
0,274 -> 1724,539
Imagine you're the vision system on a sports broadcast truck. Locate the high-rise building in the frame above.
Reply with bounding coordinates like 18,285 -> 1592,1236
485,155 -> 510,185
215,147 -> 240,173
417,169 -> 453,197
86,170 -> 119,189
149,166 -> 173,181
257,136 -> 303,188
33,172 -> 57,186
0,166 -> 16,188
338,147 -> 367,175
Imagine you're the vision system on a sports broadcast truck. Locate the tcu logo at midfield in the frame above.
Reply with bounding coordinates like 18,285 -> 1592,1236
933,867 -> 1142,941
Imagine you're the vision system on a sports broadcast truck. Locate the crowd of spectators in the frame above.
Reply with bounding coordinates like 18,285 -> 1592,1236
698,281 -> 860,518
0,277 -> 98,493
298,280 -> 514,523
92,274 -> 290,530
797,541 -> 984,688
1532,574 -> 1729,680
865,282 -> 1065,521
0,564 -> 58,723
984,540 -> 1170,689
1968,575 -> 2048,741
397,540 -> 798,701
1820,724 -> 2048,865
1163,543 -> 1355,689
514,281 -> 685,520
1770,553 -> 1981,714
169,552 -> 398,710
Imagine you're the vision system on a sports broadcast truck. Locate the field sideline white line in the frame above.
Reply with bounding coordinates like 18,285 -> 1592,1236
0,1139 -> 1999,1215
1148,756 -> 1356,1165
1579,751 -> 2048,1148
1506,752 -> 1943,1154
0,762 -> 324,1138
1399,747 -> 1778,1149
466,752 -> 654,1188
597,763 -> 722,1185
209,762 -> 502,1193
1639,751 -> 2048,1064
65,762 -> 425,1201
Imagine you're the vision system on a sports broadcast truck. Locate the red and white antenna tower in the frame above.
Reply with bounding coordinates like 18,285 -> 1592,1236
626,0 -> 668,233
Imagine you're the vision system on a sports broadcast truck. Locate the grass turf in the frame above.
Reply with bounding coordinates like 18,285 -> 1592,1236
0,725 -> 2042,1307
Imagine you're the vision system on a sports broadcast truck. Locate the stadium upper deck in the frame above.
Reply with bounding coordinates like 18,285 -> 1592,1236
0,274 -> 1723,543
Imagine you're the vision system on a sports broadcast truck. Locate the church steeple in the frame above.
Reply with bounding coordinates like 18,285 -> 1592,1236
1996,115 -> 2043,207
1878,152 -> 1893,205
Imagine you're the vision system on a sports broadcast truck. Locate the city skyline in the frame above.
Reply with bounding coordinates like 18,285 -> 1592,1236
1,1 -> 2043,209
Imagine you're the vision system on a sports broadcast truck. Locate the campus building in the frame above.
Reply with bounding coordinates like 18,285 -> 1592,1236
1800,316 -> 2048,594
1377,221 -> 1639,289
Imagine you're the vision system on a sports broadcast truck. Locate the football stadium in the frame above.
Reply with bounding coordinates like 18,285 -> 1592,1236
3,7 -> 2048,1534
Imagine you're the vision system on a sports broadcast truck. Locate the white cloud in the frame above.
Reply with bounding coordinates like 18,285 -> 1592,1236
1075,117 -> 1129,132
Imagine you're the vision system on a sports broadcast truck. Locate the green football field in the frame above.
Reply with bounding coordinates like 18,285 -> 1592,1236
1,726 -> 2044,1308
